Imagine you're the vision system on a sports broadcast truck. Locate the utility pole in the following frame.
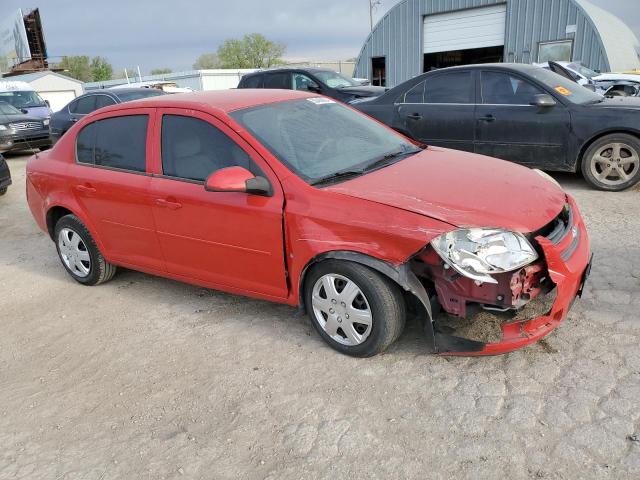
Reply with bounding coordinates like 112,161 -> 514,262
369,0 -> 382,32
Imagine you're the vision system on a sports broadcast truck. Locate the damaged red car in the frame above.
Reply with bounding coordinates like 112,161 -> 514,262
26,90 -> 592,357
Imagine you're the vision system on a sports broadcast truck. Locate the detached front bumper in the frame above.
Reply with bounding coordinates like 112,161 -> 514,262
432,196 -> 592,356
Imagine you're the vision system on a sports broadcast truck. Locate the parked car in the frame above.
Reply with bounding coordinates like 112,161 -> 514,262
237,68 -> 386,103
354,63 -> 640,191
536,61 -> 600,90
49,88 -> 166,144
594,73 -> 640,98
539,62 -> 640,97
0,153 -> 11,196
0,101 -> 51,153
0,81 -> 52,120
26,90 -> 591,357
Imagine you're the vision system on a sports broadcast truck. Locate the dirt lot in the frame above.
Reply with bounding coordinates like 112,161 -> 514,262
1,153 -> 639,479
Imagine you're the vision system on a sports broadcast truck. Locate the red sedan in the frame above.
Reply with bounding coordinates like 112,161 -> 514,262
26,90 -> 592,357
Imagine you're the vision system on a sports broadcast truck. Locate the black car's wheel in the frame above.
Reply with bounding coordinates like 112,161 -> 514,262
0,187 -> 7,196
582,134 -> 640,191
304,260 -> 405,357
54,214 -> 117,285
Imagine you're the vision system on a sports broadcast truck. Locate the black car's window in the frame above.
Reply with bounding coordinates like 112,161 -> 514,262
161,115 -> 252,182
75,115 -> 148,172
114,89 -> 165,102
73,96 -> 97,115
481,72 -> 545,105
94,95 -> 116,109
293,73 -> 320,91
425,72 -> 473,104
402,81 -> 426,103
264,73 -> 291,89
242,75 -> 263,88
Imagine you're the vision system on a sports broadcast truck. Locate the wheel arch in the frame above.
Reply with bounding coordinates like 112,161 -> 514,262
577,129 -> 640,172
46,205 -> 74,239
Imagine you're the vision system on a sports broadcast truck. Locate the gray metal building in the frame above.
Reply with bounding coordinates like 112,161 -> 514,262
355,0 -> 640,87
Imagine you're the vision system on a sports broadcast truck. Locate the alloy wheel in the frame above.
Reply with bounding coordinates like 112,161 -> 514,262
311,273 -> 373,346
590,142 -> 639,187
58,228 -> 91,278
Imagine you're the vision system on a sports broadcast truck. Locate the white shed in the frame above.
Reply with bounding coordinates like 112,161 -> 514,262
3,71 -> 84,112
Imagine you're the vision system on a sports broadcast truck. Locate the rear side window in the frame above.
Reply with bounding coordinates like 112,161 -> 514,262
161,115 -> 252,182
94,95 -> 116,109
75,115 -> 148,172
264,73 -> 291,89
72,95 -> 97,115
242,75 -> 263,88
403,81 -> 426,103
425,72 -> 473,104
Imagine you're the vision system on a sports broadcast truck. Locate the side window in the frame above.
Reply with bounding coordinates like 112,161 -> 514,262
402,81 -> 426,103
68,99 -> 78,114
74,95 -> 97,115
75,115 -> 148,172
481,72 -> 544,105
95,95 -> 116,109
424,72 -> 473,104
161,115 -> 253,182
293,73 -> 319,91
264,73 -> 291,89
242,75 -> 263,88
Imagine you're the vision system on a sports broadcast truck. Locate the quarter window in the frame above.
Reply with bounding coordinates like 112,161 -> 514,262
481,72 -> 544,105
161,115 -> 253,182
94,95 -> 116,109
75,115 -> 148,172
424,72 -> 473,104
403,81 -> 426,103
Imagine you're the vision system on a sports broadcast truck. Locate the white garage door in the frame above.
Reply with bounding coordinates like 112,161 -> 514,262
424,4 -> 507,54
38,90 -> 77,113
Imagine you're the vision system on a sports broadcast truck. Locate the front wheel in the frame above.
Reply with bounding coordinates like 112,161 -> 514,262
54,214 -> 117,285
581,134 -> 640,191
304,260 -> 406,357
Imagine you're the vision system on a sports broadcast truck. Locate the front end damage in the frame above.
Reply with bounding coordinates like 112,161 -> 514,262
404,197 -> 592,356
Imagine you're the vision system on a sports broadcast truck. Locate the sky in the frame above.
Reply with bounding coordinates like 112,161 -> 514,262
0,0 -> 638,73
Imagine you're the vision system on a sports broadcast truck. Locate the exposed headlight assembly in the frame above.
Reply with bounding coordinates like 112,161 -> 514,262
431,229 -> 539,284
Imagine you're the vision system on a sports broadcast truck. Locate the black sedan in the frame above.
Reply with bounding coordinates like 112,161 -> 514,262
0,101 -> 51,154
49,88 -> 166,143
237,68 -> 385,104
354,64 -> 640,191
0,153 -> 11,196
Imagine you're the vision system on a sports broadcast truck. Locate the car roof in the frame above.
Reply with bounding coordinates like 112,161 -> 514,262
95,89 -> 317,115
244,67 -> 335,75
425,63 -> 544,74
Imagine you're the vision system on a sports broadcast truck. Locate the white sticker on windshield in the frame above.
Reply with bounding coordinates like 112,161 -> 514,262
307,97 -> 335,105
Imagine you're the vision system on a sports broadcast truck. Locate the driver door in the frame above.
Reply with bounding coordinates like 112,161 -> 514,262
149,108 -> 288,298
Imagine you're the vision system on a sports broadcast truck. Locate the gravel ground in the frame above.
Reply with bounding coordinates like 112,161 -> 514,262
1,153 -> 639,480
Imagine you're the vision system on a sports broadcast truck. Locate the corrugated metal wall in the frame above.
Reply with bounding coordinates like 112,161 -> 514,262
354,0 -> 610,87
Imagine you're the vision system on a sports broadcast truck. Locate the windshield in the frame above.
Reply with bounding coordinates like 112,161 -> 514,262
568,63 -> 599,79
313,70 -> 360,88
529,67 -> 603,104
0,90 -> 47,108
114,89 -> 165,102
0,101 -> 22,115
231,98 -> 418,184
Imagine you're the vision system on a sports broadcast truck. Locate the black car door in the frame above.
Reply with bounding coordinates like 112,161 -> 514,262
474,70 -> 571,168
396,70 -> 476,153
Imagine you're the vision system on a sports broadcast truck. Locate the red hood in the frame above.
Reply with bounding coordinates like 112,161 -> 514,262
326,147 -> 566,233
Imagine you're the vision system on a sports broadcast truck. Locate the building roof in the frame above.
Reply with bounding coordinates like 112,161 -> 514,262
2,71 -> 84,85
575,0 -> 640,71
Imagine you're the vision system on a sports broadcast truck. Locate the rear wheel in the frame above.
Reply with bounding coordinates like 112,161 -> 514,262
581,134 -> 640,191
0,187 -> 7,196
304,260 -> 405,357
54,214 -> 117,285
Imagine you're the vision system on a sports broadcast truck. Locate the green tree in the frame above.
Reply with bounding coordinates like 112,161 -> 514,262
193,53 -> 220,70
217,33 -> 285,69
90,56 -> 113,81
151,68 -> 173,75
57,56 -> 92,82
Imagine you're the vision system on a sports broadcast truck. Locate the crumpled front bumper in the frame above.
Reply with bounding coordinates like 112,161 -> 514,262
435,196 -> 592,356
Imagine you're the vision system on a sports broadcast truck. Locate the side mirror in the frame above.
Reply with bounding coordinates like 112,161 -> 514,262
20,108 -> 28,114
307,84 -> 322,93
204,166 -> 271,196
44,100 -> 50,107
530,94 -> 557,108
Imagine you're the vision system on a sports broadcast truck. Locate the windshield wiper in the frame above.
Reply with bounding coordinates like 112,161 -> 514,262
361,148 -> 422,173
310,169 -> 367,187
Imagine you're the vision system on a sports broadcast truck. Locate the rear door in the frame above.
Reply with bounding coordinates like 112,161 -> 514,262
474,70 -> 571,168
396,70 -> 476,152
148,108 -> 288,298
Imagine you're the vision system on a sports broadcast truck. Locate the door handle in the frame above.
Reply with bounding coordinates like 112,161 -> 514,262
75,184 -> 96,194
155,198 -> 182,210
406,113 -> 423,120
70,118 -> 78,123
478,115 -> 496,123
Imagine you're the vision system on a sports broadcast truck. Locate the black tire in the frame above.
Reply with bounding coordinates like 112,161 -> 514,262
304,260 -> 406,357
0,187 -> 7,196
53,214 -> 117,285
581,133 -> 640,191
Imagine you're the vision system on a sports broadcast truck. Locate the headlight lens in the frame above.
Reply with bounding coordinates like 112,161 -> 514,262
43,119 -> 50,126
431,229 -> 539,284
533,169 -> 561,188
